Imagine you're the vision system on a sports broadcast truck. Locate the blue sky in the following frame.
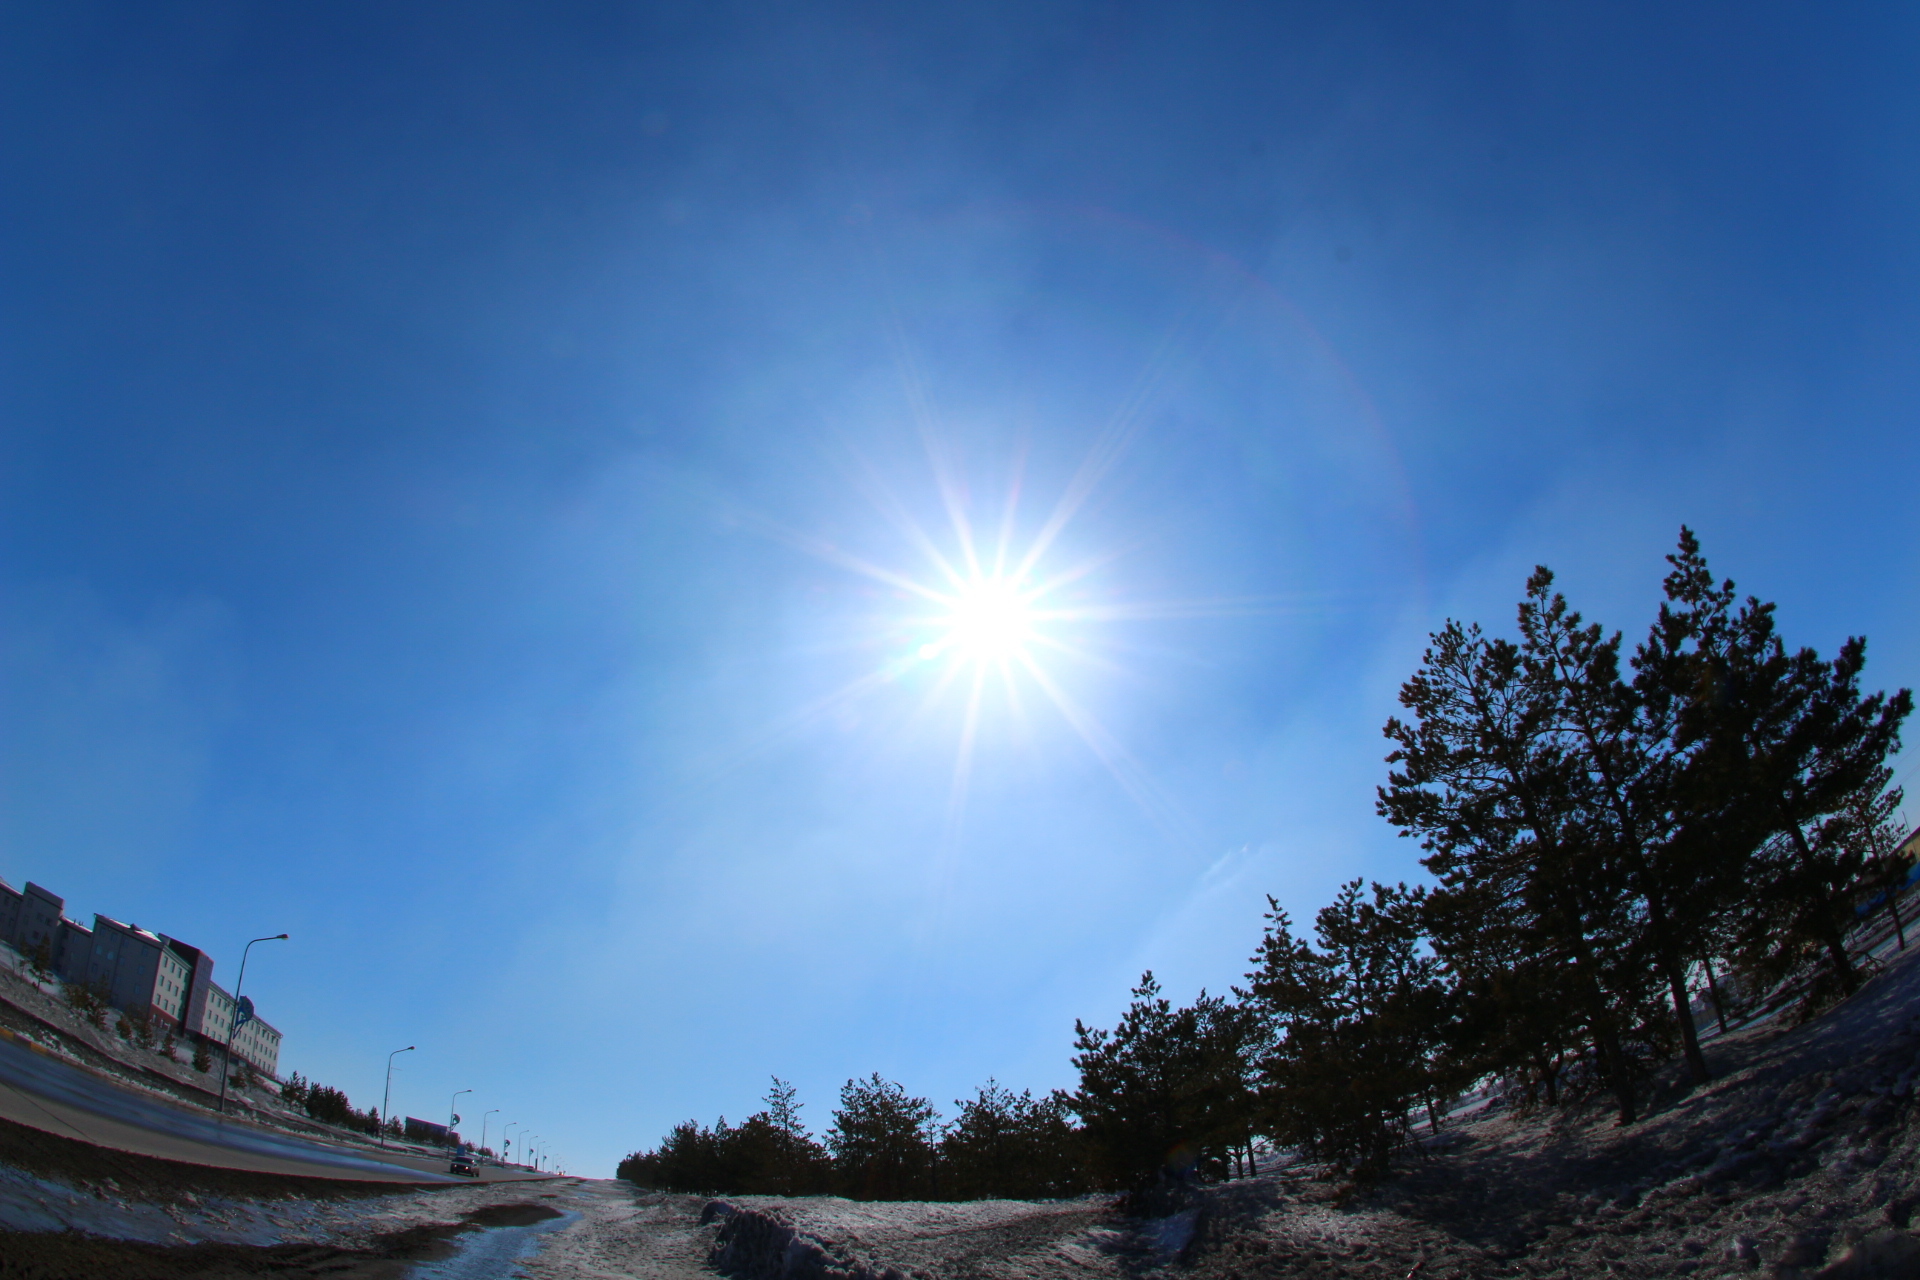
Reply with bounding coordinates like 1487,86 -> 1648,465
2,3 -> 1916,1176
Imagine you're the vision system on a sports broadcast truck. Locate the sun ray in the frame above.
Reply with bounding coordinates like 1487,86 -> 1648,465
946,663 -> 988,838
693,663 -> 907,782
1015,650 -> 1192,843
1014,300 -> 1209,580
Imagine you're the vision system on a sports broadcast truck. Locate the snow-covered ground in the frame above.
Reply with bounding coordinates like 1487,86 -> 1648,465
12,940 -> 1920,1276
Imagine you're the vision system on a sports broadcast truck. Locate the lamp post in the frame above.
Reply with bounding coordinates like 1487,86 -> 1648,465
380,1046 -> 415,1149
479,1109 -> 500,1163
216,933 -> 288,1117
502,1121 -> 518,1167
523,1134 -> 536,1171
448,1089 -> 472,1151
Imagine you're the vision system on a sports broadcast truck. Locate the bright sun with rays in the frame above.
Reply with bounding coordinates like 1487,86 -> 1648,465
770,439 -> 1176,836
768,420 -> 1264,838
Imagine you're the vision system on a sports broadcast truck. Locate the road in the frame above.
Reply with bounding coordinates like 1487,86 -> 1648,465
0,1027 -> 541,1183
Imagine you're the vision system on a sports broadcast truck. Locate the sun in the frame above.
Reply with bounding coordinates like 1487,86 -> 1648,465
922,576 -> 1037,665
755,427 -> 1227,840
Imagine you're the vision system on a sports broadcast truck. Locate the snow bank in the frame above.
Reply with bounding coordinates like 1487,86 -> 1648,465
701,1199 -> 921,1280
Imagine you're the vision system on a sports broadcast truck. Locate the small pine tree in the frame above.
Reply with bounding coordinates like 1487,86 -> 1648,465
161,1028 -> 178,1061
828,1073 -> 940,1201
63,982 -> 111,1030
192,1040 -> 213,1073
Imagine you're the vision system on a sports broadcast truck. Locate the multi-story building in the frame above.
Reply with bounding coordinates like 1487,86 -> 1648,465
200,981 -> 284,1076
0,880 -> 92,978
79,915 -> 187,1028
0,874 -> 283,1077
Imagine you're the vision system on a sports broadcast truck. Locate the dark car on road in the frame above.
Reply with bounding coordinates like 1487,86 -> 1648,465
449,1152 -> 480,1177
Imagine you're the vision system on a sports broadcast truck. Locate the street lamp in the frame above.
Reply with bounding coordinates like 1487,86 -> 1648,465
216,934 -> 288,1117
449,1089 -> 472,1151
380,1046 -> 415,1149
502,1121 -> 518,1166
480,1109 -> 500,1163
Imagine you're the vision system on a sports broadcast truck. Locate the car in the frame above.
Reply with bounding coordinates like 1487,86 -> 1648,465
449,1152 -> 480,1177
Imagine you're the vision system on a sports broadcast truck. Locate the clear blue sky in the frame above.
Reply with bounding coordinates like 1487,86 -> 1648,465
2,4 -> 1915,1177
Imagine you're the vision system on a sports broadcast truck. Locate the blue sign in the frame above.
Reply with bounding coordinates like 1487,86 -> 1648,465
233,995 -> 254,1030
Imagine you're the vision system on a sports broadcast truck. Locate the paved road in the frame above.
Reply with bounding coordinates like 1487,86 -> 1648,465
0,1028 -> 540,1184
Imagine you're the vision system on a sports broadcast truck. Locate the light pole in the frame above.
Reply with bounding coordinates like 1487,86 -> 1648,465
502,1121 -> 518,1166
216,933 -> 288,1117
480,1109 -> 499,1162
448,1089 -> 472,1151
380,1046 -> 415,1149
524,1134 -> 536,1171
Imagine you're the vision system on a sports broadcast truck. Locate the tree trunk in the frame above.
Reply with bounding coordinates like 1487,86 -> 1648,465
1784,819 -> 1861,995
1635,864 -> 1712,1085
1886,887 -> 1907,952
1593,1026 -> 1636,1124
1661,949 -> 1711,1085
1555,882 -> 1639,1123
1823,929 -> 1860,995
1702,956 -> 1729,1035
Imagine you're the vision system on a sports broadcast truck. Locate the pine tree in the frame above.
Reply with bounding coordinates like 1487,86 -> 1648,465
755,1077 -> 831,1195
1379,615 -> 1652,1121
942,1081 -> 1085,1200
1243,881 -> 1450,1180
1069,974 -> 1257,1190
1688,582 -> 1913,1003
1854,787 -> 1914,951
1516,562 -> 1713,1085
828,1074 -> 939,1200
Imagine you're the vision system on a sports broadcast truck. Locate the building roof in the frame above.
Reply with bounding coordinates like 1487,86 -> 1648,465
94,914 -> 166,945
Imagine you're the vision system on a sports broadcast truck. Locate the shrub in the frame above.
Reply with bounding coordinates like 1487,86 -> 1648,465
61,981 -> 110,1030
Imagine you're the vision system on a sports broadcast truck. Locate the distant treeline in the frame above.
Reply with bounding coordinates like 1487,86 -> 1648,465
625,529 -> 1915,1195
617,1075 -> 1083,1201
280,1072 -> 401,1138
